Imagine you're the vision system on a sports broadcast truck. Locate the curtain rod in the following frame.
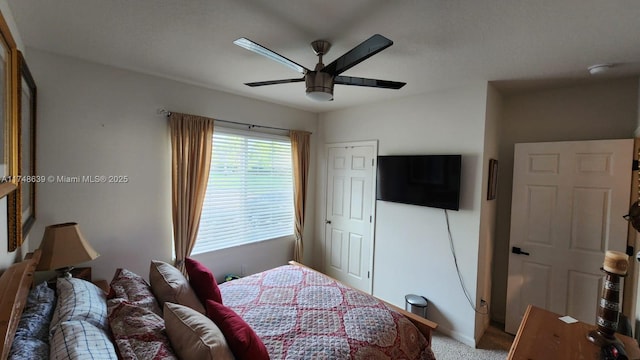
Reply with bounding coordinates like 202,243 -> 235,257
158,108 -> 310,134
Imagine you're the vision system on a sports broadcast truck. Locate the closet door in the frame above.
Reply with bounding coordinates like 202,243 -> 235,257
324,141 -> 377,294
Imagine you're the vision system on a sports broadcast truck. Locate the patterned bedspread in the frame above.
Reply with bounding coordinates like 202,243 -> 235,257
218,265 -> 436,360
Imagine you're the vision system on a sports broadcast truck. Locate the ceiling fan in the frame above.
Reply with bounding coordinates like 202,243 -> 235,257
233,34 -> 406,101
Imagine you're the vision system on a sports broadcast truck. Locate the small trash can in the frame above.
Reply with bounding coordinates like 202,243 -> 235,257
405,294 -> 428,318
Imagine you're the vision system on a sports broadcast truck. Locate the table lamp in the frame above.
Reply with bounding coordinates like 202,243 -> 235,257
36,222 -> 100,278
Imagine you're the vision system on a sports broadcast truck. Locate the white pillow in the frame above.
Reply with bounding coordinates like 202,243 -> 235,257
50,320 -> 117,360
50,278 -> 108,336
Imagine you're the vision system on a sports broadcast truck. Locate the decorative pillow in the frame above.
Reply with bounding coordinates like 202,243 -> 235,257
107,300 -> 178,360
8,337 -> 48,360
50,278 -> 109,336
149,260 -> 205,314
205,299 -> 269,360
50,320 -> 117,359
25,281 -> 56,312
185,257 -> 223,304
109,268 -> 161,315
14,281 -> 56,341
164,302 -> 234,360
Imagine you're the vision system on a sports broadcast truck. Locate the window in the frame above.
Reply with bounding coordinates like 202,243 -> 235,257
193,127 -> 294,254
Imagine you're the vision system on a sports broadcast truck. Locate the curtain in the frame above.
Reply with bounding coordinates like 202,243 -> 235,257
290,130 -> 311,262
170,112 -> 214,273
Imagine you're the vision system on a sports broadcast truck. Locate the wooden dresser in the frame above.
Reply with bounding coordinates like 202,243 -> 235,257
508,305 -> 640,360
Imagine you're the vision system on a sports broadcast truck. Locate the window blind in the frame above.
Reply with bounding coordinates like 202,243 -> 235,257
193,127 -> 294,254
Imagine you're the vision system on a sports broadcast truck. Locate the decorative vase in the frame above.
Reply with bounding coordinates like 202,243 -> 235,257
587,250 -> 628,347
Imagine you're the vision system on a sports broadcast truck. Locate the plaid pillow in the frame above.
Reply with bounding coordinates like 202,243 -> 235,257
50,320 -> 117,360
50,278 -> 109,337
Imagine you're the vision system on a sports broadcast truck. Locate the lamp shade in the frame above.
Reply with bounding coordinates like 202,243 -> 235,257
36,222 -> 99,271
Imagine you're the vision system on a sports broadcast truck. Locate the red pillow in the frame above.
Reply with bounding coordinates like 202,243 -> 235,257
185,257 -> 223,304
205,299 -> 269,360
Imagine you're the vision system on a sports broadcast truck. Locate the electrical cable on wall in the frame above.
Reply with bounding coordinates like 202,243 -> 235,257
444,209 -> 489,315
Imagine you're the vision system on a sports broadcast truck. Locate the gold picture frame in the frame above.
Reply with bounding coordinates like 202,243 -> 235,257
0,12 -> 16,198
19,51 -> 36,238
0,10 -> 22,252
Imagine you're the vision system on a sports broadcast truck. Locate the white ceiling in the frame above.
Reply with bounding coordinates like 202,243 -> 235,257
7,0 -> 640,113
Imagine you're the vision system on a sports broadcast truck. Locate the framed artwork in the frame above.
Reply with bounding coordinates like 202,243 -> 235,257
19,51 -> 36,237
0,10 -> 22,251
487,159 -> 498,200
0,12 -> 16,199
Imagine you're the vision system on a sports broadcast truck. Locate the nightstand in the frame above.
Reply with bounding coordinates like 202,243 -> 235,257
69,267 -> 92,281
93,279 -> 109,293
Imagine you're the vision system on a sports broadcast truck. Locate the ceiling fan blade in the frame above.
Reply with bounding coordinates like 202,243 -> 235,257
234,38 -> 309,74
335,76 -> 406,89
245,78 -> 305,87
322,34 -> 393,76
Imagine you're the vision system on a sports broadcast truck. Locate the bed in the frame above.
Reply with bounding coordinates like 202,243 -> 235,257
0,252 -> 437,359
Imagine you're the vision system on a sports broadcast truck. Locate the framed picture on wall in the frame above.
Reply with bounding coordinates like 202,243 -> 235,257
487,159 -> 498,200
0,9 -> 22,251
19,51 -> 36,237
0,11 -> 17,200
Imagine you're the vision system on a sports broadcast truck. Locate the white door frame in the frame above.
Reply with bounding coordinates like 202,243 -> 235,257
324,140 -> 378,294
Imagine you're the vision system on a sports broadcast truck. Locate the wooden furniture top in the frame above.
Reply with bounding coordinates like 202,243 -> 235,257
508,304 -> 640,360
0,250 -> 40,360
93,279 -> 109,294
288,260 -> 438,341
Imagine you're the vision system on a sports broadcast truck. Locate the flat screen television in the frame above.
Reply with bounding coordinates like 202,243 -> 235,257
376,155 -> 462,210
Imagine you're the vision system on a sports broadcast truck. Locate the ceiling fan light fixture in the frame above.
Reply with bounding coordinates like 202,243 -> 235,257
306,90 -> 333,102
588,63 -> 613,75
305,71 -> 334,101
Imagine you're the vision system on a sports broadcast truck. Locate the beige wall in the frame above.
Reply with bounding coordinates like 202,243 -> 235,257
317,82 -> 489,346
475,84 -> 502,339
491,77 -> 639,323
26,49 -> 318,282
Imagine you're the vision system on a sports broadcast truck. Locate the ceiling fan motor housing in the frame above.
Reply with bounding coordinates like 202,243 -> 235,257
305,71 -> 334,101
235,34 -> 405,100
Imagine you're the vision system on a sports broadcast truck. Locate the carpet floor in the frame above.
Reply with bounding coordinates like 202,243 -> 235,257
431,324 -> 514,360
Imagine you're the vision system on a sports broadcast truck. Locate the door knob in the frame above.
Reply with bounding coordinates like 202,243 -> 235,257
512,247 -> 530,256
325,220 -> 332,224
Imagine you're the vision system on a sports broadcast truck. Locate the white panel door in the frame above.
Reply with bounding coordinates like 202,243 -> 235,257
325,142 -> 376,293
505,139 -> 633,334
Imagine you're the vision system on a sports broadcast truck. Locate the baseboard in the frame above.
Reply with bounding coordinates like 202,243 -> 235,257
436,326 -> 477,348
